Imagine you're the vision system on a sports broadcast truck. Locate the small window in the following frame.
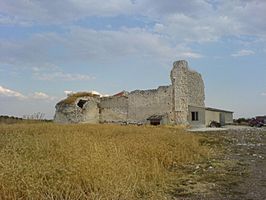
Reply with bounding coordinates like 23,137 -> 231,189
192,112 -> 199,121
77,99 -> 87,109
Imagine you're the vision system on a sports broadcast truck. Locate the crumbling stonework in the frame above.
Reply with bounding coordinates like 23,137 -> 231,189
170,60 -> 205,125
127,86 -> 173,124
54,60 -> 205,125
54,96 -> 100,124
99,96 -> 128,123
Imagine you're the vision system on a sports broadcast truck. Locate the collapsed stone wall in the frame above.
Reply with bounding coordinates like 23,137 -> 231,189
127,86 -> 173,123
99,96 -> 128,123
54,97 -> 100,124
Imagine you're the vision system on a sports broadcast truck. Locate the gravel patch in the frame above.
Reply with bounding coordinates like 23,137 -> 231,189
188,125 -> 266,132
183,126 -> 266,200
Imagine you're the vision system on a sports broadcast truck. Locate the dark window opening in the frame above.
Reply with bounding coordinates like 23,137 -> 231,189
77,99 -> 87,108
192,112 -> 199,121
99,108 -> 103,114
150,119 -> 161,126
147,115 -> 163,126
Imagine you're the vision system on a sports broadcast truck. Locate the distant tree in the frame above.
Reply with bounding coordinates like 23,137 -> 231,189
234,118 -> 251,124
23,112 -> 45,120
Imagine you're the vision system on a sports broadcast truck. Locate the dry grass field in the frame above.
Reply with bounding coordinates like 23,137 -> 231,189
0,123 -> 215,200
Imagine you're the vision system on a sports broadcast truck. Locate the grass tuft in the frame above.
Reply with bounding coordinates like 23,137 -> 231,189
58,92 -> 99,105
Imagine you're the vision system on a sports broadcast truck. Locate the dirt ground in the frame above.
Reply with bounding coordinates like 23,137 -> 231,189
180,126 -> 266,200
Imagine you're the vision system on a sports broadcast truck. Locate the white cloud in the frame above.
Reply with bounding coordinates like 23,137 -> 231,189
154,23 -> 164,33
231,49 -> 255,57
261,92 -> 266,96
0,14 -> 32,26
0,27 -> 203,71
30,92 -> 56,100
32,63 -> 60,72
34,71 -> 93,81
0,1 -> 265,75
142,1 -> 266,41
0,85 -> 56,101
218,1 -> 266,38
30,64 -> 94,81
64,90 -> 109,97
137,0 -> 213,17
1,0 -> 265,42
179,52 -> 203,59
64,90 -> 74,96
91,90 -> 109,97
91,90 -> 102,96
0,86 -> 27,100
0,0 -> 134,24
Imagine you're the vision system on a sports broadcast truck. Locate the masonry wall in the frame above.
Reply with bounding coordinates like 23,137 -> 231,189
127,86 -> 173,123
170,61 -> 189,124
54,104 -> 78,124
187,70 -> 205,107
99,96 -> 128,123
54,97 -> 100,124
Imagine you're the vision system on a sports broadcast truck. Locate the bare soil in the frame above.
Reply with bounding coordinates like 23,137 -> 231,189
177,127 -> 266,200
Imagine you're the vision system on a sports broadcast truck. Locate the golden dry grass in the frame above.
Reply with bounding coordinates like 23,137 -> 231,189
58,92 -> 99,105
0,123 -> 213,199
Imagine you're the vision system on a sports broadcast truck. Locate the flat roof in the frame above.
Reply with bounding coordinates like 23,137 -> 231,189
205,107 -> 234,113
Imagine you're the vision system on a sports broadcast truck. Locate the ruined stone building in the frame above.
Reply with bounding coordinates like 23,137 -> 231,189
54,60 -> 233,126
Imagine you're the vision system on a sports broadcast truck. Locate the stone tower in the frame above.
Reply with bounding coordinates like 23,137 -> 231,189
170,60 -> 205,125
170,60 -> 189,125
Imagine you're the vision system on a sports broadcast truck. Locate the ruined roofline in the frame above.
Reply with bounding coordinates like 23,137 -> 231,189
107,60 -> 196,97
83,85 -> 172,100
129,85 -> 171,95
173,60 -> 188,67
57,59 -> 202,104
56,84 -> 172,103
56,92 -> 100,105
173,60 -> 201,74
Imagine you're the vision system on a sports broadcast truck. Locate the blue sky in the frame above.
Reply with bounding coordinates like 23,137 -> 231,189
0,0 -> 265,119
